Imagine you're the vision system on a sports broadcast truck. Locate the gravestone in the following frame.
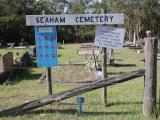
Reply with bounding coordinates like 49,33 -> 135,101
0,58 -> 4,73
0,52 -> 14,74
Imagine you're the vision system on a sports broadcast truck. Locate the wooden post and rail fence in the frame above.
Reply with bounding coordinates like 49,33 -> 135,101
0,69 -> 145,116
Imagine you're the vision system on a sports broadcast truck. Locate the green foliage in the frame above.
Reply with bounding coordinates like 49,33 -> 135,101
141,0 -> 160,34
0,0 -> 36,16
57,26 -> 75,43
0,16 -> 34,45
103,0 -> 160,39
0,0 -> 159,44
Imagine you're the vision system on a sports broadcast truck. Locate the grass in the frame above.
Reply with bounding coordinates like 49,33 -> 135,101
0,44 -> 160,120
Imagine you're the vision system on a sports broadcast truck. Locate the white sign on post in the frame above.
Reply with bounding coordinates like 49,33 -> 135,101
94,26 -> 125,48
26,14 -> 124,26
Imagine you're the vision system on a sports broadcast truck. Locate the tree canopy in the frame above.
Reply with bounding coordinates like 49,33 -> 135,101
0,0 -> 159,44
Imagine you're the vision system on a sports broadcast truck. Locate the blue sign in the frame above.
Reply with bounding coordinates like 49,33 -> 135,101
35,26 -> 58,67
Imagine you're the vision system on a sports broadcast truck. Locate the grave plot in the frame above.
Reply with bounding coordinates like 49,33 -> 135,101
0,48 -> 36,84
0,52 -> 14,83
52,64 -> 95,83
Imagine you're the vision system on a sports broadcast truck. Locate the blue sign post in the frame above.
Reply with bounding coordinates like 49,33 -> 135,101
35,26 -> 58,95
76,97 -> 85,115
35,26 -> 58,67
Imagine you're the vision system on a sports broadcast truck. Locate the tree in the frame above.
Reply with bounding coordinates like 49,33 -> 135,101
106,0 -> 160,41
68,0 -> 95,42
0,0 -> 36,44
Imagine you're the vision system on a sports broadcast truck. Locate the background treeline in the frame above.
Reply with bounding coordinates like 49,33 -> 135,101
0,0 -> 160,45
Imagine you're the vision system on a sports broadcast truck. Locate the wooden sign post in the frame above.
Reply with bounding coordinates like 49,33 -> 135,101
102,47 -> 107,106
43,11 -> 52,96
47,67 -> 52,95
35,26 -> 58,96
95,25 -> 125,106
34,11 -> 58,96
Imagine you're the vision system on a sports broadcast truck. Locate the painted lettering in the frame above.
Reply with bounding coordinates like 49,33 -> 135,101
100,16 -> 103,22
110,16 -> 113,22
36,17 -> 40,23
95,16 -> 99,22
105,16 -> 108,22
91,16 -> 94,22
80,17 -> 83,23
55,17 -> 59,23
40,17 -> 44,23
84,17 -> 90,22
76,17 -> 79,22
45,17 -> 49,23
60,17 -> 65,23
50,17 -> 54,23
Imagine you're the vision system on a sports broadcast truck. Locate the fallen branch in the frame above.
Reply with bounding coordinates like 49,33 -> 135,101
0,69 -> 145,116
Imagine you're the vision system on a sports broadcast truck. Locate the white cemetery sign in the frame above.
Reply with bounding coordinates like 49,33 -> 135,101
94,26 -> 125,48
26,14 -> 124,26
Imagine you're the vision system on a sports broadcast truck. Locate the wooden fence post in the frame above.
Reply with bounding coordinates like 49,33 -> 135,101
102,47 -> 107,106
143,32 -> 158,117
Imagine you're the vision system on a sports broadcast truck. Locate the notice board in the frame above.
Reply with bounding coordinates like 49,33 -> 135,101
35,26 -> 58,67
94,26 -> 125,48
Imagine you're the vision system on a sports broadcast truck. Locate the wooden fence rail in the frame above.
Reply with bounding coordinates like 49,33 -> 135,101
0,69 -> 144,116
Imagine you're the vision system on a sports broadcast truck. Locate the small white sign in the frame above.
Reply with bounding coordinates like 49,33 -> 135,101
39,27 -> 52,33
94,26 -> 125,48
26,14 -> 124,26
